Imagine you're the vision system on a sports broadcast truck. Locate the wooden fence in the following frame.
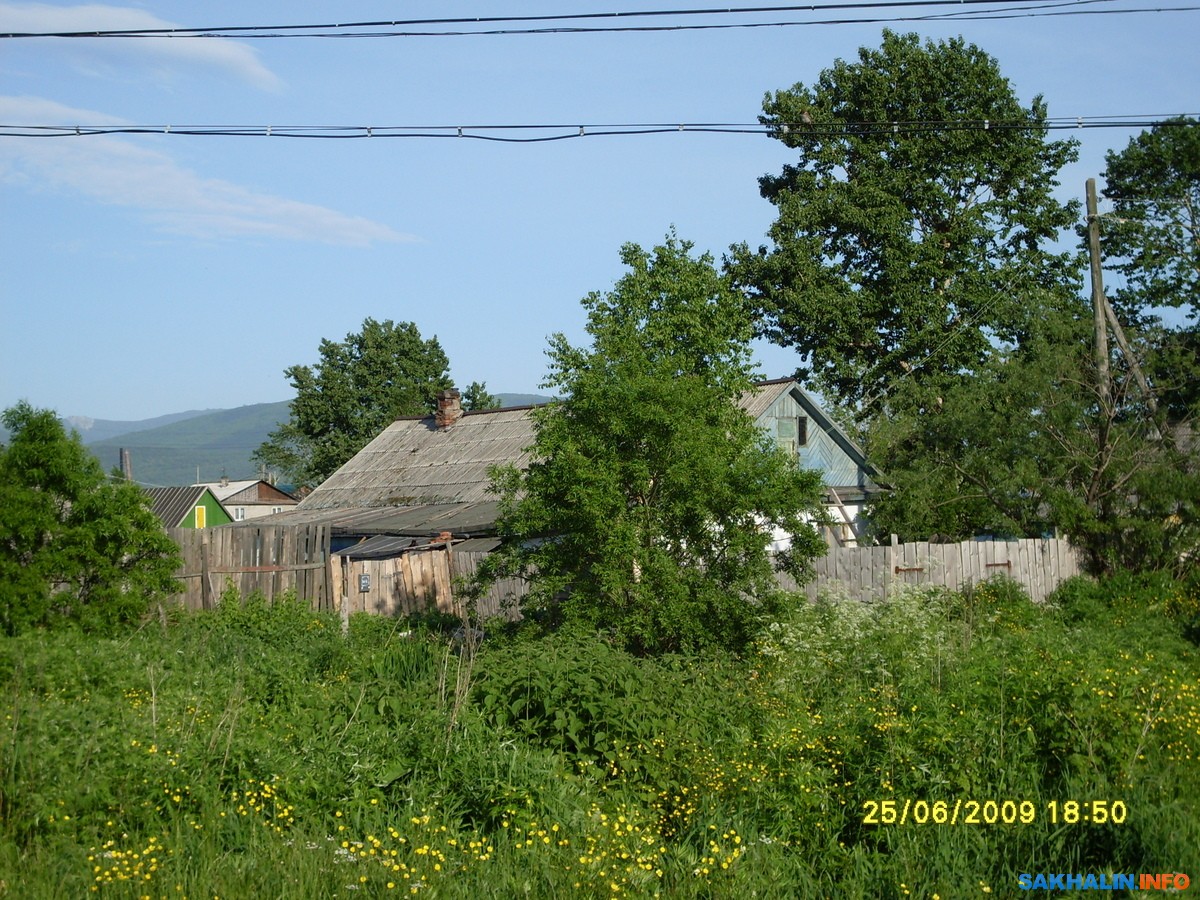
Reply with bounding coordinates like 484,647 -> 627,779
167,524 -> 332,610
168,527 -> 1081,616
778,536 -> 1082,603
335,547 -> 526,620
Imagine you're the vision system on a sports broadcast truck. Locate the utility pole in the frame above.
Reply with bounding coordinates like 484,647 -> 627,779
1086,178 -> 1160,424
120,447 -> 133,481
1086,178 -> 1112,413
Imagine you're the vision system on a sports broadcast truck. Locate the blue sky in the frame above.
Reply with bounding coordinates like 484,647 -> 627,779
1,1 -> 1196,421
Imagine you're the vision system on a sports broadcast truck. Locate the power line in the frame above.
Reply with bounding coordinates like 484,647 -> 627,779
2,0 -> 1192,38
0,0 -> 1122,36
1,115 -> 1194,142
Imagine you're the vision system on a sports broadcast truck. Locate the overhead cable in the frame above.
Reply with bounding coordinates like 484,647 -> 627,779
1,116 -> 1194,142
1,0 -> 1190,38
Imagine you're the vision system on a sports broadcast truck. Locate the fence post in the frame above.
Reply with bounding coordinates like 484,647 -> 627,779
339,554 -> 350,637
200,532 -> 212,610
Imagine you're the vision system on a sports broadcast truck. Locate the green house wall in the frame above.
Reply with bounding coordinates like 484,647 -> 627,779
181,492 -> 233,528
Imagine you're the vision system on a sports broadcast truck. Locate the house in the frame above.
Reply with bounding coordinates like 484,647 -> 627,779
194,478 -> 299,522
742,377 -> 882,547
145,485 -> 233,529
255,383 -> 881,617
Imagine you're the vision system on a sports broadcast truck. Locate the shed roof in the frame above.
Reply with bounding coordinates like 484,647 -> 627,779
144,486 -> 216,527
335,534 -> 501,560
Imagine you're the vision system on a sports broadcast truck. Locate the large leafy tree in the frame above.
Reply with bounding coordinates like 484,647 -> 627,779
255,318 -> 488,487
729,30 -> 1080,416
482,236 -> 827,655
867,296 -> 1085,542
1101,118 -> 1200,420
0,402 -> 181,636
1102,117 -> 1199,321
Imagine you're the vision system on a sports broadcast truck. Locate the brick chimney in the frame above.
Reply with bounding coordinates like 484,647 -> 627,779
435,388 -> 463,429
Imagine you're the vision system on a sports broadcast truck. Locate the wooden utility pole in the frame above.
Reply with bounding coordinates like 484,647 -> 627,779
120,447 -> 133,481
1086,178 -> 1112,412
1085,178 -> 1160,422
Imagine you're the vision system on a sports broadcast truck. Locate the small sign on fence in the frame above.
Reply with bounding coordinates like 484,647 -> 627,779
358,573 -> 371,593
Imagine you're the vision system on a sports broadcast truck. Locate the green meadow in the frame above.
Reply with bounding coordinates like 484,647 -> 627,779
2,575 -> 1197,899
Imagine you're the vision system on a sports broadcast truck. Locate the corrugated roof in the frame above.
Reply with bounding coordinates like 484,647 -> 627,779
299,407 -> 539,510
253,500 -> 503,537
195,479 -> 259,500
145,486 -> 210,527
300,384 -> 811,512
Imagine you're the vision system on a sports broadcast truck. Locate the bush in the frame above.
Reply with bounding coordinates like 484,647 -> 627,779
1050,569 -> 1200,641
475,630 -> 697,763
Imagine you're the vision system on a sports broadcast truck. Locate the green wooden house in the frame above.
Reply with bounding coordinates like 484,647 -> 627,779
144,485 -> 233,529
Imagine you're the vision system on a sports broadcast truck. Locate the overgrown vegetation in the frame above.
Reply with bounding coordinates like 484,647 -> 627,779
2,577 -> 1197,897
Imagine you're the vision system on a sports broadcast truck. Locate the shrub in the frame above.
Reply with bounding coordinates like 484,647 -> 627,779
1050,569 -> 1200,641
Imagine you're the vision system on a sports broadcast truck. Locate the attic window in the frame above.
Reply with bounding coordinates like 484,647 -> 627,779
798,416 -> 808,447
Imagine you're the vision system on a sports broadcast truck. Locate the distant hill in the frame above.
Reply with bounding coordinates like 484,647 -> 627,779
89,401 -> 292,487
494,393 -> 554,408
63,410 -> 216,445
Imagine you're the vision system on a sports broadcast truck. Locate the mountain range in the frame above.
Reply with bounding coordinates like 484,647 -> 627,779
54,394 -> 552,488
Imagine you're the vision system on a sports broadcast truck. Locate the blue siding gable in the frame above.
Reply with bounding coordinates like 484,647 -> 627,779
752,384 -> 879,495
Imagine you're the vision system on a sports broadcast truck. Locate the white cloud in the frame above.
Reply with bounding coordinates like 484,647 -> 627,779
0,96 -> 413,246
0,2 -> 282,91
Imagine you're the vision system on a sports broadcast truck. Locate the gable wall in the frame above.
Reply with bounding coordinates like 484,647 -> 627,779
756,392 -> 865,489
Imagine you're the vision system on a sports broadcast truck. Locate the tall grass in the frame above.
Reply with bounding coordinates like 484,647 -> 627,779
1,576 -> 1196,897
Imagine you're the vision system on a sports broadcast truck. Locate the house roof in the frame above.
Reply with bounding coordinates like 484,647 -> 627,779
744,377 -> 880,487
144,486 -> 218,527
194,479 -> 298,504
276,379 -> 879,536
298,407 -> 538,511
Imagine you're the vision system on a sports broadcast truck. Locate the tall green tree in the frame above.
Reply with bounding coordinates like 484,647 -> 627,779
462,381 -> 501,411
1102,117 -> 1199,322
256,318 -> 495,488
866,299 -> 1083,542
729,30 -> 1080,416
1101,117 -> 1200,420
481,236 -> 827,655
0,403 -> 181,636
